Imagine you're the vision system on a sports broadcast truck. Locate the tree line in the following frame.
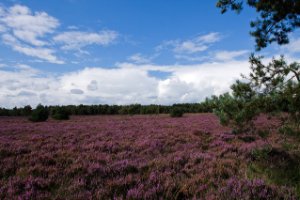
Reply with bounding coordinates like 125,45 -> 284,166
0,101 -> 217,117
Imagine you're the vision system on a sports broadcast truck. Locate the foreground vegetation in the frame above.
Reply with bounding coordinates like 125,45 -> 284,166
0,114 -> 298,199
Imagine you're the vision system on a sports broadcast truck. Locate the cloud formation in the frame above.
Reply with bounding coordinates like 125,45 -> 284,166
54,30 -> 118,51
0,5 -> 63,63
2,33 -> 64,64
158,32 -> 221,54
213,50 -> 249,61
281,37 -> 300,53
0,4 -> 118,63
0,59 -> 251,108
1,4 -> 59,46
127,53 -> 154,64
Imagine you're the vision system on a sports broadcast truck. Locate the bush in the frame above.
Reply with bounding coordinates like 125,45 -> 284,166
170,107 -> 184,118
127,104 -> 142,115
118,107 -> 129,115
257,129 -> 270,138
29,104 -> 49,122
250,145 -> 272,160
51,107 -> 70,120
21,105 -> 32,116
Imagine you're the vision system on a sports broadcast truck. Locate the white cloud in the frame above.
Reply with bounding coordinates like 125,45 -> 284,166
53,30 -> 118,51
120,60 -> 251,103
1,4 -> 59,46
197,32 -> 221,43
14,63 -> 40,73
0,5 -> 64,63
158,32 -> 221,54
0,4 -> 117,63
281,37 -> 300,53
0,64 -> 56,107
2,33 -> 64,64
174,50 -> 249,62
127,53 -> 153,64
70,88 -> 84,94
213,50 -> 249,61
67,25 -> 78,30
58,67 -> 158,104
174,54 -> 207,62
0,58 -> 252,108
87,80 -> 98,91
174,40 -> 208,54
158,77 -> 196,103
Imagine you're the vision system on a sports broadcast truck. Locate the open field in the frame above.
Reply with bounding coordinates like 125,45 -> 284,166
0,114 -> 298,199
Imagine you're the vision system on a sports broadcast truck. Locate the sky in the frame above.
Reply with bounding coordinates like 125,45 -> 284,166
0,0 -> 300,108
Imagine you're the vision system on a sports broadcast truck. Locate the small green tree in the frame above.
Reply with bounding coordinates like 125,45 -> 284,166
29,104 -> 49,122
21,105 -> 32,116
51,107 -> 70,120
118,106 -> 129,115
214,88 -> 260,134
214,55 -> 300,134
127,104 -> 142,115
170,107 -> 184,118
247,55 -> 300,128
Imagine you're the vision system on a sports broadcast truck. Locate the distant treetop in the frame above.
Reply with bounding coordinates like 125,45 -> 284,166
216,0 -> 300,50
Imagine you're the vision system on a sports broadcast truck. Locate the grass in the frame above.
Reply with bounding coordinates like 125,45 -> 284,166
248,146 -> 300,197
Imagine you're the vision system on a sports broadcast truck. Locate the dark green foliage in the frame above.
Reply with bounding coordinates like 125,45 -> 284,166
170,107 -> 184,118
215,55 -> 300,134
127,104 -> 142,115
257,129 -> 270,138
213,90 -> 259,133
140,104 -> 160,114
29,104 -> 49,122
0,103 -> 216,117
217,0 -> 300,50
248,55 -> 300,132
51,107 -> 70,120
21,105 -> 32,116
118,106 -> 129,115
0,106 -> 32,116
248,147 -> 300,196
250,145 -> 272,160
238,135 -> 256,143
118,104 -> 142,115
279,124 -> 300,137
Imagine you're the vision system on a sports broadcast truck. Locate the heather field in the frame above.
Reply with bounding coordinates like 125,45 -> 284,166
0,114 -> 299,199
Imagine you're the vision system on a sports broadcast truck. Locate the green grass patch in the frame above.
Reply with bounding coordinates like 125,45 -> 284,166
248,147 -> 300,197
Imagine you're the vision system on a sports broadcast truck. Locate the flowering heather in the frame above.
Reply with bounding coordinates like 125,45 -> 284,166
0,114 -> 297,199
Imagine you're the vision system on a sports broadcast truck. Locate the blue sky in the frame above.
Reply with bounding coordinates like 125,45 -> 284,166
0,0 -> 300,108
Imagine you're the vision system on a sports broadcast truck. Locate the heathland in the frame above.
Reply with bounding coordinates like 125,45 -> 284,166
0,114 -> 298,199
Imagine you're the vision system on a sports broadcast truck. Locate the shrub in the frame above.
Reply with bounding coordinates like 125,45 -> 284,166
213,85 -> 260,134
21,105 -> 32,116
118,107 -> 129,115
127,104 -> 142,115
250,145 -> 272,160
51,107 -> 70,120
29,104 -> 49,122
170,107 -> 184,118
257,129 -> 270,138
